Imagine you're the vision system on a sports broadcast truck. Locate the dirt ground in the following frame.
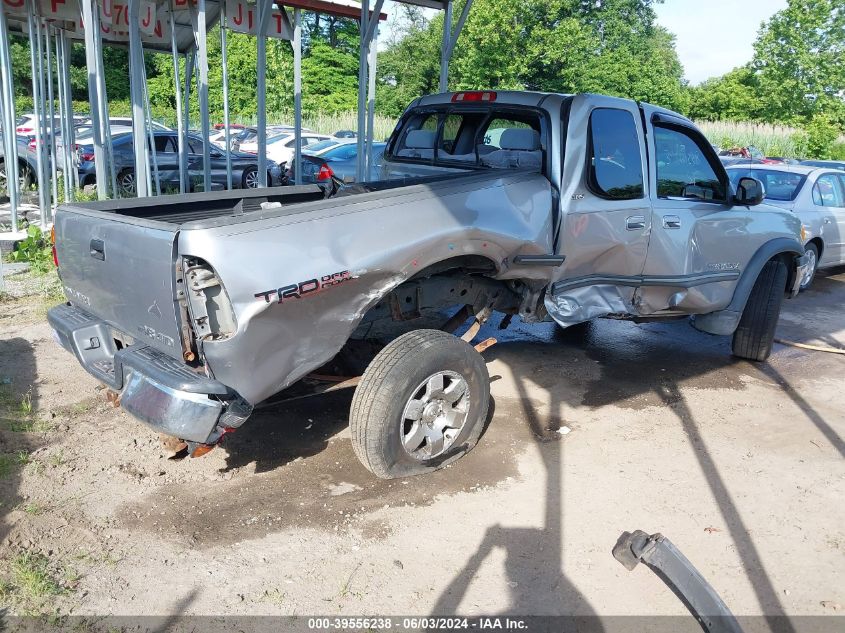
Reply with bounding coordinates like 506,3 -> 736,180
0,265 -> 843,626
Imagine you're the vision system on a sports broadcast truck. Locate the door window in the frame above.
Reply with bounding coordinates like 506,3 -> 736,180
153,136 -> 177,153
655,126 -> 726,201
588,108 -> 644,200
813,174 -> 844,207
187,137 -> 205,154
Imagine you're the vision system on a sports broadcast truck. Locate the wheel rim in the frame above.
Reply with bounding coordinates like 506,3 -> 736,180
401,370 -> 470,460
801,248 -> 817,288
119,171 -> 136,195
244,170 -> 259,188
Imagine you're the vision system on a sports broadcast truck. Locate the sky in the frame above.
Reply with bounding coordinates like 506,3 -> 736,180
653,0 -> 788,84
380,0 -> 789,86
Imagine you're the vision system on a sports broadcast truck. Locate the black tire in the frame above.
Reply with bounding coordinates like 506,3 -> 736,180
799,242 -> 819,291
117,168 -> 136,197
731,259 -> 788,362
0,160 -> 33,191
349,329 -> 490,479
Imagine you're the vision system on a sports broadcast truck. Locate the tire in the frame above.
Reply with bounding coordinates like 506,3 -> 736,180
0,160 -> 33,191
242,167 -> 259,189
349,329 -> 490,479
799,243 -> 818,291
731,259 -> 788,362
117,168 -> 136,197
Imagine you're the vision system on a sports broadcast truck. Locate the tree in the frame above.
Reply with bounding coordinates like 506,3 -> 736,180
752,0 -> 845,126
376,0 -> 689,116
686,67 -> 765,122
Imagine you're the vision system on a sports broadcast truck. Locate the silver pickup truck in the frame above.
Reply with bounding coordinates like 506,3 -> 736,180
48,91 -> 810,479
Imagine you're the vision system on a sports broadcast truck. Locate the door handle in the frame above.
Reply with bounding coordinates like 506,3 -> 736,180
90,238 -> 105,261
824,218 -> 832,225
626,215 -> 646,231
662,215 -> 682,229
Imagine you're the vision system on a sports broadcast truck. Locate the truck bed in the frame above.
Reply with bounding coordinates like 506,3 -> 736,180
64,173 -> 475,227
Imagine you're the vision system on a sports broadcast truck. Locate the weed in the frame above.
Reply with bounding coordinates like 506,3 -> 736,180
48,450 -> 67,468
22,502 -> 44,516
19,390 -> 33,415
7,418 -> 53,433
0,451 -> 30,479
7,551 -> 66,611
9,225 -> 54,276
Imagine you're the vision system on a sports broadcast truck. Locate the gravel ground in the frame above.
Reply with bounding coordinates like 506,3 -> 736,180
0,267 -> 842,629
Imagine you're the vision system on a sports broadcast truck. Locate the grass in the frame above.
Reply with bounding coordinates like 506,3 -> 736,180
696,120 -> 810,158
0,451 -> 30,479
198,110 -> 397,143
1,551 -> 67,613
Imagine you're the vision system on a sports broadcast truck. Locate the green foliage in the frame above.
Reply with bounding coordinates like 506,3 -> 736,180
804,113 -> 840,159
377,0 -> 689,117
752,0 -> 845,127
687,67 -> 765,122
9,225 -> 53,275
696,120 -> 811,159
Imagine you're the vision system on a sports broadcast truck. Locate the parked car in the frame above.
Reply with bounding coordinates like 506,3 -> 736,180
240,131 -> 331,165
0,133 -> 40,190
800,159 -> 845,171
727,164 -> 845,290
76,130 -> 283,194
15,112 -> 85,136
231,125 -> 304,152
289,141 -> 385,184
49,90 -> 808,481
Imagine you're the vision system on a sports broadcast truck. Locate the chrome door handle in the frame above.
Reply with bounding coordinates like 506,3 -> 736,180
824,218 -> 832,224
662,215 -> 681,229
626,215 -> 646,231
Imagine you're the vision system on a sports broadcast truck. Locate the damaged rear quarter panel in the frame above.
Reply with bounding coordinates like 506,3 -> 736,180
177,172 -> 554,405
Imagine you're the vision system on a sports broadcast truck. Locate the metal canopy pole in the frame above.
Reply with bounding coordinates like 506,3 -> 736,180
220,0 -> 232,189
142,64 -> 160,195
91,1 -> 116,197
0,5 -> 20,229
45,24 -> 58,217
27,5 -> 48,220
365,21 -> 378,180
128,0 -> 149,197
355,0 -> 369,183
181,50 -> 194,191
169,1 -> 186,193
256,0 -> 272,188
293,8 -> 302,186
439,0 -> 472,92
54,29 -> 70,203
196,0 -> 210,191
80,0 -> 106,198
35,16 -> 50,218
59,32 -> 77,192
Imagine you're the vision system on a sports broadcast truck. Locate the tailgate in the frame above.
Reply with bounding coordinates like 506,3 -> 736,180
54,207 -> 184,359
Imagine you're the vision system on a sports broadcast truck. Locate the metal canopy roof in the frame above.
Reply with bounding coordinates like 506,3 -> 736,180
1,0 -> 398,54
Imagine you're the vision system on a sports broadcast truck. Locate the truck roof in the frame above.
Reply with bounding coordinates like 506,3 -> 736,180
412,91 -> 696,127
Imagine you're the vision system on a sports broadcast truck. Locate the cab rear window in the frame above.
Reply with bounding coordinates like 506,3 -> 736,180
390,108 -> 545,172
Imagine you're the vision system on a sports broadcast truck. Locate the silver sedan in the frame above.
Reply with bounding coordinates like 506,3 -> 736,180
727,164 -> 845,289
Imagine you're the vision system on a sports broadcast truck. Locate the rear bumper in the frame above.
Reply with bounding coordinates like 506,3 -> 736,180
47,303 -> 250,443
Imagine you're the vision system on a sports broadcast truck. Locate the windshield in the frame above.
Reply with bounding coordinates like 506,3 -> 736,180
728,169 -> 807,201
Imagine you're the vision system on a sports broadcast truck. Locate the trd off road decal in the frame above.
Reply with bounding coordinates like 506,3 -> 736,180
255,270 -> 352,304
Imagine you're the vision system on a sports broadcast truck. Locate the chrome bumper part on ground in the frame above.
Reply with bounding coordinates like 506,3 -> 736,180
47,303 -> 248,443
791,253 -> 811,297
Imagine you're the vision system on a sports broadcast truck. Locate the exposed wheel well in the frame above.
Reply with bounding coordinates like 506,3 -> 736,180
407,255 -> 499,281
806,237 -> 823,260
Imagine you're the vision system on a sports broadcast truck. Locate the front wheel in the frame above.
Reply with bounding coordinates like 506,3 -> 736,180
117,168 -> 136,197
349,329 -> 490,479
242,167 -> 259,189
731,259 -> 788,362
799,243 -> 818,291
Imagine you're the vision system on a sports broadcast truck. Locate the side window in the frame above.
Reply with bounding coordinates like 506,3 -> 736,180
813,175 -> 844,207
655,126 -> 726,201
588,108 -> 644,200
394,113 -> 438,159
438,115 -> 463,156
187,137 -> 205,154
328,145 -> 358,161
153,136 -> 176,153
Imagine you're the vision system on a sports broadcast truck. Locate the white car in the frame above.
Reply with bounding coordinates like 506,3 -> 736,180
240,132 -> 331,165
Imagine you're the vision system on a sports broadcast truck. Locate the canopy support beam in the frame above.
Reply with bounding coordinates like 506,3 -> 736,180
439,0 -> 472,92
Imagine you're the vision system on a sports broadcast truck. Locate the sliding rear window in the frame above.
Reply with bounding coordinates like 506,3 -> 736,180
389,107 -> 547,172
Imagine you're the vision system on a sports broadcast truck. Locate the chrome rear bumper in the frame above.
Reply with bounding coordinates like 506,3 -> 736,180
47,303 -> 249,443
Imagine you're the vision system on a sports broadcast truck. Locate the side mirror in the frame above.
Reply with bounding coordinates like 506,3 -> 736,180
734,176 -> 764,206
